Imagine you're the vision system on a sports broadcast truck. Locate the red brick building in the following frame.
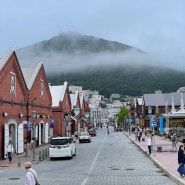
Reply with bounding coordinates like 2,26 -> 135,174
49,82 -> 72,137
0,49 -> 89,159
0,49 -> 52,159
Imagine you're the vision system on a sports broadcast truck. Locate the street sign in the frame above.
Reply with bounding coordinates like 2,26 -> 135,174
150,122 -> 157,127
27,121 -> 33,131
64,122 -> 68,127
150,115 -> 157,128
49,119 -> 55,128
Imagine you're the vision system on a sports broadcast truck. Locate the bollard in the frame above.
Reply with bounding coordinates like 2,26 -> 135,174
42,150 -> 45,159
39,151 -> 42,161
48,147 -> 50,156
45,148 -> 47,157
41,151 -> 43,161
26,154 -> 29,162
17,155 -> 21,167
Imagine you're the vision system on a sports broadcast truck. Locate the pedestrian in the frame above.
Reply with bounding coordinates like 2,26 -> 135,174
6,141 -> 13,163
24,161 -> 40,185
177,145 -> 185,177
171,133 -> 177,150
146,134 -> 152,155
137,128 -> 142,142
107,126 -> 109,135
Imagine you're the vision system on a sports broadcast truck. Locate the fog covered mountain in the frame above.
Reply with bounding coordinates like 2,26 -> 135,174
16,32 -> 152,74
15,32 -> 185,96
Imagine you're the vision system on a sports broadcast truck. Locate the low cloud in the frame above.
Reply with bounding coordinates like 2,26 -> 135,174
17,48 -> 172,75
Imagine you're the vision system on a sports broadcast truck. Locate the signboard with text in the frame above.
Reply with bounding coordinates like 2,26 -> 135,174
150,115 -> 157,128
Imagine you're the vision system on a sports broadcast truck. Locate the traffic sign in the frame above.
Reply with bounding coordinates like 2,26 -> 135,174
150,122 -> 157,127
150,115 -> 157,127
49,119 -> 55,128
64,122 -> 68,127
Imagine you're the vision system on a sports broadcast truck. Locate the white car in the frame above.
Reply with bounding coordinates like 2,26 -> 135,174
79,132 -> 91,143
49,137 -> 76,160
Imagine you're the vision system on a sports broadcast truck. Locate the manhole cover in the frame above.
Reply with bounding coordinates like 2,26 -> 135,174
9,178 -> 20,180
1,166 -> 9,167
125,168 -> 134,170
111,168 -> 120,170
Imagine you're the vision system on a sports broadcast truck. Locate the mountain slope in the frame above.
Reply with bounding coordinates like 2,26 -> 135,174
47,65 -> 185,97
16,32 -> 148,74
15,32 -> 185,97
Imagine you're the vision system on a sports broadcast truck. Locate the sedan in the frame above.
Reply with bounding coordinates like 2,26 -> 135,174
79,132 -> 91,143
89,128 -> 96,136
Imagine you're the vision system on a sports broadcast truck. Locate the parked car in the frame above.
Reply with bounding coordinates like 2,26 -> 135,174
89,128 -> 96,136
79,132 -> 91,143
49,137 -> 76,160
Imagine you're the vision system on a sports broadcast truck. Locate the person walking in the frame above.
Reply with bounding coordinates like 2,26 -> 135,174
6,141 -> 13,163
137,128 -> 142,142
146,134 -> 152,155
177,145 -> 185,177
24,161 -> 39,185
107,125 -> 109,135
171,133 -> 177,150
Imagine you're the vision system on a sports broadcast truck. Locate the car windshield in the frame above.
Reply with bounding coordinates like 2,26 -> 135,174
80,132 -> 89,136
50,139 -> 69,145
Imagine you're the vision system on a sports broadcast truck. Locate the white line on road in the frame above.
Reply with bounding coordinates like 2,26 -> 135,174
81,133 -> 107,185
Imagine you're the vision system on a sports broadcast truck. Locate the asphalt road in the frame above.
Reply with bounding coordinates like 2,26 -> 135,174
0,126 -> 178,185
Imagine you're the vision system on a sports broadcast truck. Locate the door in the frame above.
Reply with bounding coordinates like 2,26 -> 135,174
18,123 -> 24,154
45,123 -> 48,144
4,123 -> 9,158
39,124 -> 41,146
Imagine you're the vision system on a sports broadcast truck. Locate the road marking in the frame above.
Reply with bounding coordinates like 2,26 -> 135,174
81,133 -> 106,185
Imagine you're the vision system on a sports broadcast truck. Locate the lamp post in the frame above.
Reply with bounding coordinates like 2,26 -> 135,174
85,112 -> 90,132
148,107 -> 155,156
74,108 -> 80,133
32,111 -> 37,162
134,111 -> 137,141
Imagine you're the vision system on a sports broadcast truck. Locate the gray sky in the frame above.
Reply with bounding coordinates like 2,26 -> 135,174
1,0 -> 185,70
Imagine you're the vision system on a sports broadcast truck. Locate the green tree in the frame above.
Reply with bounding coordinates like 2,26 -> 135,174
117,106 -> 129,123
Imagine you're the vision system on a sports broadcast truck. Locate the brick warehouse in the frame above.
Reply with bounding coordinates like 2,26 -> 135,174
0,49 -> 52,159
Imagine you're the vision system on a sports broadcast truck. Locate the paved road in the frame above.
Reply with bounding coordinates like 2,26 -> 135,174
0,126 -> 178,185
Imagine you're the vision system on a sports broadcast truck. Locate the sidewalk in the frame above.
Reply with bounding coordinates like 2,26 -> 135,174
124,132 -> 185,185
0,144 -> 49,171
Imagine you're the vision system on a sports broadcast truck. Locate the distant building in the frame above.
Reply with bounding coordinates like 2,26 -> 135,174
69,86 -> 83,93
177,87 -> 185,93
110,94 -> 121,102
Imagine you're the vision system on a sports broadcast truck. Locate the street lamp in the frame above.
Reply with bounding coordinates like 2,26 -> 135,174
74,108 -> 80,133
148,107 -> 155,156
32,111 -> 37,162
85,112 -> 90,132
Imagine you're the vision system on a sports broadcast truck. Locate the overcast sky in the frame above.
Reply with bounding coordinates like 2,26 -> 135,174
0,0 -> 185,70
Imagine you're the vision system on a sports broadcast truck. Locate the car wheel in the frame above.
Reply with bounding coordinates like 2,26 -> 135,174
73,149 -> 76,156
50,157 -> 54,161
69,151 -> 73,159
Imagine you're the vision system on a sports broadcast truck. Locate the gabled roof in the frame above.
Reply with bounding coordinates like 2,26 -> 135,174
0,48 -> 14,70
22,62 -> 43,90
143,92 -> 185,106
79,92 -> 84,108
49,82 -> 68,107
70,91 -> 79,109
